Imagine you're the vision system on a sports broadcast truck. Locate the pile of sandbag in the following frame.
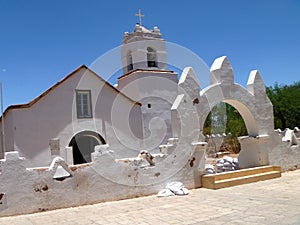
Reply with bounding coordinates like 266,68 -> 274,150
205,164 -> 215,174
216,156 -> 238,173
157,182 -> 189,197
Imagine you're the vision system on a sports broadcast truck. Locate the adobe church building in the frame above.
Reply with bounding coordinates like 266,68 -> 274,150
1,21 -> 300,216
0,24 -> 179,167
1,21 -> 298,171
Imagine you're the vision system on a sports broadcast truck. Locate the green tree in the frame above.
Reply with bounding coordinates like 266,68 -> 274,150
203,102 -> 247,137
266,81 -> 300,129
203,103 -> 247,153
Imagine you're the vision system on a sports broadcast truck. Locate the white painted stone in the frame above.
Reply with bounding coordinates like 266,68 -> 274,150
269,128 -> 300,171
64,147 -> 73,165
171,94 -> 185,138
48,156 -> 73,178
238,135 -> 270,169
210,56 -> 234,84
4,151 -> 23,161
53,166 -> 71,179
158,144 -> 173,154
282,128 -> 299,146
247,70 -> 266,96
178,67 -> 200,99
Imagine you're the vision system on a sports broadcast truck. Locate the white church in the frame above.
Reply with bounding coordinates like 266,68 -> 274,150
0,23 -> 180,167
2,14 -> 299,216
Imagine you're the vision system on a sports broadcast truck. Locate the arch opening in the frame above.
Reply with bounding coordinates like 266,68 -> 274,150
127,50 -> 133,72
147,47 -> 158,67
203,102 -> 248,156
202,100 -> 258,172
68,131 -> 106,165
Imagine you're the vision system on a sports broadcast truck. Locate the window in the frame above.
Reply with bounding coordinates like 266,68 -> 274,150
76,90 -> 92,118
147,104 -> 152,108
147,47 -> 158,67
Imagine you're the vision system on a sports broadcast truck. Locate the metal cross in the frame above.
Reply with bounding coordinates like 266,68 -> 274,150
135,9 -> 144,25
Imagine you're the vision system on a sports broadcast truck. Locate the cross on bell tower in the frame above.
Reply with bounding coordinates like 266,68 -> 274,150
121,12 -> 167,73
135,9 -> 144,25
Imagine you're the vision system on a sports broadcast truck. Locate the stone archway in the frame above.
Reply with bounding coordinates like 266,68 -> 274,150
69,131 -> 106,164
175,56 -> 274,169
202,101 -> 248,158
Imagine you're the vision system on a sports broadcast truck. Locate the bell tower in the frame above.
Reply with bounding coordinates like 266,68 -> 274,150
121,24 -> 167,73
118,16 -> 178,151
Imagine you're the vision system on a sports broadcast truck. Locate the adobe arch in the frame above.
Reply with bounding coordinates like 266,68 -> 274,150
176,56 -> 274,168
198,56 -> 274,138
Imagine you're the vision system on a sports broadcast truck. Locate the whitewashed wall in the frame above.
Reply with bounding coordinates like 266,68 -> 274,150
269,128 -> 300,171
0,67 -> 143,166
0,139 -> 206,217
118,70 -> 178,151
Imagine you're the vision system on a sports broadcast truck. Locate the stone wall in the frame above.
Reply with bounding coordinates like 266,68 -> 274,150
204,128 -> 300,172
269,128 -> 300,171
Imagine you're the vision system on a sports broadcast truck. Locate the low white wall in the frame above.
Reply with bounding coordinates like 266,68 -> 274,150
0,140 -> 206,217
269,128 -> 300,171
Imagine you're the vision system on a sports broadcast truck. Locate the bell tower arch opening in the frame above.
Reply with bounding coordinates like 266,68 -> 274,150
147,47 -> 158,67
127,50 -> 133,72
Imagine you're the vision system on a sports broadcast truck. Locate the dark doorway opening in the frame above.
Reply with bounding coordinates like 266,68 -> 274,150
69,131 -> 106,165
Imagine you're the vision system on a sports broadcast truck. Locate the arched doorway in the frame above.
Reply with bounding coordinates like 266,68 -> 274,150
203,102 -> 247,152
203,102 -> 248,172
197,86 -> 270,169
69,131 -> 106,164
172,56 -> 274,170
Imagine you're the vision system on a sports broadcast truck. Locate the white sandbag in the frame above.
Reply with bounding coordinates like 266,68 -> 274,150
158,181 -> 189,197
157,188 -> 175,197
223,156 -> 234,163
174,187 -> 189,195
165,181 -> 184,190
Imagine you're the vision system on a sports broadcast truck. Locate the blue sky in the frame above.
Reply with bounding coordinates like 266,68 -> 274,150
0,0 -> 299,109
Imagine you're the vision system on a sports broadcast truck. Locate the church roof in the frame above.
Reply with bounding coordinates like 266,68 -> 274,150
2,65 -> 141,119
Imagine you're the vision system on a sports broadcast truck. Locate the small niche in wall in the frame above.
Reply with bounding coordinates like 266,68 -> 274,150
147,104 -> 152,108
49,138 -> 60,156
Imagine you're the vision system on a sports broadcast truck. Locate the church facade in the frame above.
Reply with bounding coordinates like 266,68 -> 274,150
0,24 -> 179,167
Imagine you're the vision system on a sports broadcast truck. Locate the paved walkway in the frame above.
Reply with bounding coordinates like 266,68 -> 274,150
0,169 -> 300,225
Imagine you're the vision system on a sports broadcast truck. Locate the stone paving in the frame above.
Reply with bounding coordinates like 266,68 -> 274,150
0,169 -> 300,225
